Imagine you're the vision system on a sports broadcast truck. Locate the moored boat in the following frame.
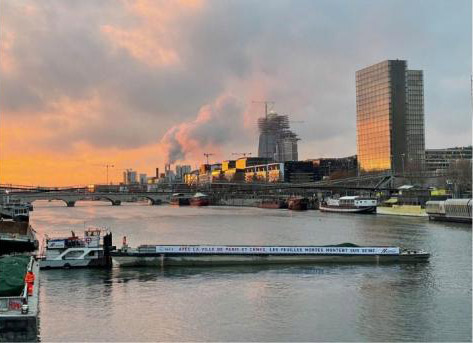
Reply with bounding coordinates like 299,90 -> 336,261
258,198 -> 287,209
190,193 -> 210,206
287,197 -> 308,211
39,227 -> 113,269
111,241 -> 430,267
170,193 -> 191,206
426,199 -> 472,223
0,221 -> 38,255
319,196 -> 377,214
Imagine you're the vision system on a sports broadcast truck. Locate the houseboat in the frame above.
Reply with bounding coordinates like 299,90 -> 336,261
39,227 -> 113,269
111,241 -> 430,267
320,196 -> 377,214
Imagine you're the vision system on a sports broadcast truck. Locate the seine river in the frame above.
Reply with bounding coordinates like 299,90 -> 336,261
31,201 -> 471,342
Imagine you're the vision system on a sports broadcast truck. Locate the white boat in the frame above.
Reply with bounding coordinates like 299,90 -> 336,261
319,196 -> 377,214
39,227 -> 113,269
426,199 -> 472,223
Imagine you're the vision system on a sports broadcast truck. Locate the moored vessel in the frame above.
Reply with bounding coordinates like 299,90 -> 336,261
39,227 -> 113,269
170,193 -> 191,206
319,196 -> 377,214
426,199 -> 472,223
287,197 -> 308,211
190,193 -> 210,206
258,198 -> 287,209
111,241 -> 430,267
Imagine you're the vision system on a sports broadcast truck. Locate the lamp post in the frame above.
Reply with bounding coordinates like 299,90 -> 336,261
401,154 -> 405,177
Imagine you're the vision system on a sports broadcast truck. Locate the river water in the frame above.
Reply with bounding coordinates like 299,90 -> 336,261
31,201 -> 471,342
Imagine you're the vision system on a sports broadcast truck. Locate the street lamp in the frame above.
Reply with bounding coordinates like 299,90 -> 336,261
401,154 -> 405,176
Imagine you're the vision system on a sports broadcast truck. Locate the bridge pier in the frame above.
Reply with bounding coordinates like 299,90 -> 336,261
111,200 -> 121,206
66,201 -> 75,207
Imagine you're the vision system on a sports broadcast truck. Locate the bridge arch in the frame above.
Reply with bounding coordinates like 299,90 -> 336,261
95,197 -> 121,206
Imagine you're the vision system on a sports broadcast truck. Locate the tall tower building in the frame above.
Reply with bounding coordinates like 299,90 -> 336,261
257,111 -> 299,162
356,59 -> 425,174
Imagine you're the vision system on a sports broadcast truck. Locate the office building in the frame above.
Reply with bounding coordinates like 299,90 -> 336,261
139,174 -> 147,185
356,60 -> 425,173
425,146 -> 472,172
175,165 -> 191,181
123,169 -> 137,184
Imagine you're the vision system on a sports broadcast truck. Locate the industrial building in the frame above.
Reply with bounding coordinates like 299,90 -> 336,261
356,60 -> 425,174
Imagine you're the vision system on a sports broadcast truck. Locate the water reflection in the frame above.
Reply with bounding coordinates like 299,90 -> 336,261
33,203 -> 471,342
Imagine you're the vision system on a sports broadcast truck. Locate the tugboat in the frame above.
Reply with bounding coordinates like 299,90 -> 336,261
39,227 -> 113,269
169,193 -> 191,206
319,196 -> 377,214
190,192 -> 210,206
258,198 -> 287,209
287,197 -> 308,211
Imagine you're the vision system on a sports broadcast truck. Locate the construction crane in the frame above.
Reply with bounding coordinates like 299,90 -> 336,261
92,164 -> 115,184
252,100 -> 274,118
203,153 -> 214,165
232,152 -> 252,158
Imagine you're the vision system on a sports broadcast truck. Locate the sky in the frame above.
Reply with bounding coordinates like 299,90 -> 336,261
0,0 -> 471,186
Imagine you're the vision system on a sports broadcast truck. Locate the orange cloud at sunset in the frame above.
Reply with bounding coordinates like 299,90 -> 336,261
0,0 -> 471,187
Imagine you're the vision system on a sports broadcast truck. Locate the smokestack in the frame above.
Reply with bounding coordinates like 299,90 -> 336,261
156,168 -> 159,178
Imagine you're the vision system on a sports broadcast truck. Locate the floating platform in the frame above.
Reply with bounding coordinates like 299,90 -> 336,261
111,244 -> 430,267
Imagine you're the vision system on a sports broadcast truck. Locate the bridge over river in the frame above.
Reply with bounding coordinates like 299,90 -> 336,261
1,173 -> 396,208
3,191 -> 173,207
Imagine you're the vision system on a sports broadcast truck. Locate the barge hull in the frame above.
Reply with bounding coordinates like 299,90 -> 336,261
319,206 -> 376,214
112,253 -> 429,267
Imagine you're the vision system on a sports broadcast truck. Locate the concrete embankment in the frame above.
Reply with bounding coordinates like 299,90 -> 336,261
216,198 -> 262,207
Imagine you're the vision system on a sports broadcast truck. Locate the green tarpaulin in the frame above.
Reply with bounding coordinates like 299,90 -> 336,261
0,255 -> 29,297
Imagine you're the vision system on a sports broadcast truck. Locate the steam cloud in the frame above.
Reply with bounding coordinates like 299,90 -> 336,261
161,95 -> 247,164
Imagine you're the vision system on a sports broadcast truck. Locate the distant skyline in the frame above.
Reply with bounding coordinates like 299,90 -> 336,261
0,0 -> 471,185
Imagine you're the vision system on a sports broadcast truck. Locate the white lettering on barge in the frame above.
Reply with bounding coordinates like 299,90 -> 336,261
154,246 -> 400,255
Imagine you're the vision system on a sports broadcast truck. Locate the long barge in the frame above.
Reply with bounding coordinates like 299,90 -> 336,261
111,243 -> 429,267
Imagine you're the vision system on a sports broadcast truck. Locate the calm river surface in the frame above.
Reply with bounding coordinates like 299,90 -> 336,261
31,201 -> 471,342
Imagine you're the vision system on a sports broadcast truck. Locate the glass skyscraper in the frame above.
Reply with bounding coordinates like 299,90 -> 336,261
356,60 -> 425,174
